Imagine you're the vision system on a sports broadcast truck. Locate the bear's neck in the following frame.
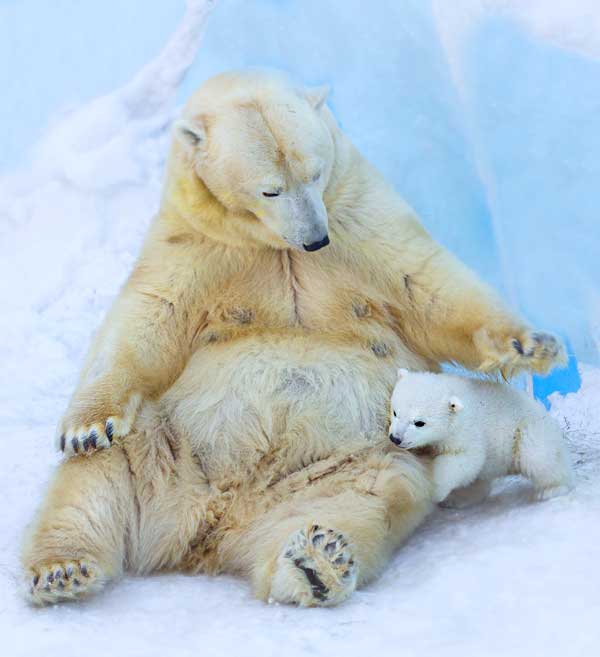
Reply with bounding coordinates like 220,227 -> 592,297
320,113 -> 377,225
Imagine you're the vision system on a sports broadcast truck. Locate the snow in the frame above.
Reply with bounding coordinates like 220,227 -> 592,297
0,0 -> 186,172
1,1 -> 599,655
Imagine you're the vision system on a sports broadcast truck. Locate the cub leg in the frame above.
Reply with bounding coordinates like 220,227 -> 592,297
515,419 -> 574,500
21,448 -> 135,605
431,447 -> 485,504
234,451 -> 433,607
439,478 -> 492,509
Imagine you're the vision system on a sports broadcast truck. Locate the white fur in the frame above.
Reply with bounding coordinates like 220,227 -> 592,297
389,370 -> 574,504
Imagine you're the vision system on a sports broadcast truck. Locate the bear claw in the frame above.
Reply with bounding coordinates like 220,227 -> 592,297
58,420 -> 117,457
478,329 -> 566,377
26,559 -> 103,606
56,393 -> 142,458
512,339 -> 525,355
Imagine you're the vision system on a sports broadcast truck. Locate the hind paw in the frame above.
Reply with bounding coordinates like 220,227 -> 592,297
25,559 -> 105,606
269,525 -> 358,607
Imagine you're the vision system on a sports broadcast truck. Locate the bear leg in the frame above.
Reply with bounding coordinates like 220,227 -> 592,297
514,419 -> 575,501
22,447 -> 135,605
239,450 -> 433,607
269,524 -> 358,607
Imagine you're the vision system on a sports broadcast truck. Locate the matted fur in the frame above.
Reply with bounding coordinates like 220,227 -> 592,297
22,70 -> 564,606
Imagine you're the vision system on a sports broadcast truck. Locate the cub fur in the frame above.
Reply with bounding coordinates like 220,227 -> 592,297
389,369 -> 574,506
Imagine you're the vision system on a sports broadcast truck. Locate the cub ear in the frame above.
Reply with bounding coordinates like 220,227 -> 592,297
173,118 -> 205,151
305,84 -> 330,111
448,396 -> 464,413
397,367 -> 410,380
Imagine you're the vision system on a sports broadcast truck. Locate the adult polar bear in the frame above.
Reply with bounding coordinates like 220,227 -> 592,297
23,70 -> 564,606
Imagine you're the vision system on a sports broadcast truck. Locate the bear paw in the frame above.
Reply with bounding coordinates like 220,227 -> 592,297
269,525 -> 358,607
57,392 -> 142,457
25,559 -> 105,606
476,329 -> 566,378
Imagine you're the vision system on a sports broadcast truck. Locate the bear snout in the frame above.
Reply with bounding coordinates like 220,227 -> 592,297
389,433 -> 403,446
303,234 -> 330,252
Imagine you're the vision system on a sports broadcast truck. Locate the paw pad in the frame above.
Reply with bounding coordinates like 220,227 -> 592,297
274,524 -> 358,607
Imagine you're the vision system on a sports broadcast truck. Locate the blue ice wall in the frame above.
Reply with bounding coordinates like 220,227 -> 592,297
460,18 -> 600,396
464,18 -> 600,364
0,0 -> 185,170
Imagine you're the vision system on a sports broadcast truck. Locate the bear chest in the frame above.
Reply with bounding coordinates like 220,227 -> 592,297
193,250 -> 399,362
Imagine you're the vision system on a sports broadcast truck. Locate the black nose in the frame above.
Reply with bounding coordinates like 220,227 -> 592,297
303,235 -> 330,252
389,433 -> 402,446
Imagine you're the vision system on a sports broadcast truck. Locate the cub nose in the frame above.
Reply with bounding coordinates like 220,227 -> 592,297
389,433 -> 402,446
303,235 -> 330,252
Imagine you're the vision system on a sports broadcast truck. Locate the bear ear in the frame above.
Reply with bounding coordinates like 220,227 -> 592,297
448,396 -> 464,413
173,118 -> 205,151
305,84 -> 330,111
397,367 -> 410,380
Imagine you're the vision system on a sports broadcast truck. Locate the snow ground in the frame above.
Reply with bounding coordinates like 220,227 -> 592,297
1,1 -> 599,656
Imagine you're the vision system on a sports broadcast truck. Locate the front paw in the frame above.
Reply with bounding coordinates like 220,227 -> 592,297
57,392 -> 142,457
438,479 -> 492,509
433,484 -> 453,505
475,328 -> 566,377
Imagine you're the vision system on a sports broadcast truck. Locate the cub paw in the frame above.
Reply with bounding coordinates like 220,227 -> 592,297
57,392 -> 142,457
25,559 -> 105,606
476,328 -> 566,378
533,483 -> 573,501
269,525 -> 358,607
438,479 -> 492,509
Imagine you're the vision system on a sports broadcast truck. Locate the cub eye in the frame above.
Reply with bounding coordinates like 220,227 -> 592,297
393,410 -> 397,417
263,190 -> 281,198
312,171 -> 321,183
414,420 -> 426,427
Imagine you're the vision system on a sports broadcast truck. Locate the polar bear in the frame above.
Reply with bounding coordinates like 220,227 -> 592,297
389,369 -> 574,506
22,70 -> 565,607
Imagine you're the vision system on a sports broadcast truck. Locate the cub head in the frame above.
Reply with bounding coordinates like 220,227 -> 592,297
172,70 -> 334,251
388,369 -> 464,449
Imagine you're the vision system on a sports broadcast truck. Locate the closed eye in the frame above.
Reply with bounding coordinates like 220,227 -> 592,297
263,190 -> 281,198
414,420 -> 426,427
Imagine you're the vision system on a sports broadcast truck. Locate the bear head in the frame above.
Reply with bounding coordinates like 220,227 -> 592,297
172,70 -> 334,252
389,369 -> 464,449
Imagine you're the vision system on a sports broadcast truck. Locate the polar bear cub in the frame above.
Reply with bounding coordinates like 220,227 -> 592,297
389,369 -> 574,507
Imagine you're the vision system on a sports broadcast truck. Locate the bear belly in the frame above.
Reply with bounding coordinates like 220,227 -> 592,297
162,332 -> 419,485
